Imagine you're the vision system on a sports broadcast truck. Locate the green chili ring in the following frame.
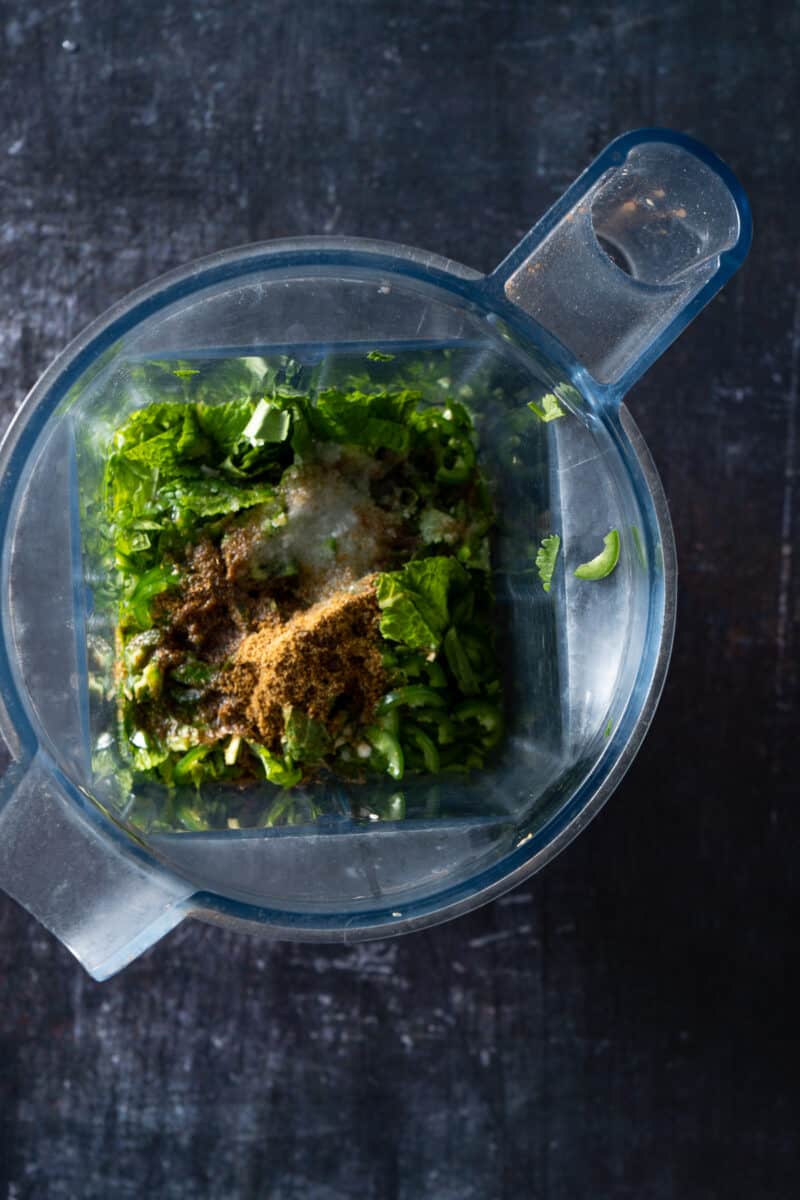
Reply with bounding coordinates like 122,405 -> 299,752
173,743 -> 212,785
377,685 -> 447,713
404,723 -> 441,774
414,707 -> 457,745
365,726 -> 405,781
454,700 -> 504,748
391,654 -> 447,688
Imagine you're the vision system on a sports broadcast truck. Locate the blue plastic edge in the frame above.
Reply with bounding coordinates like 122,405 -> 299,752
486,127 -> 753,401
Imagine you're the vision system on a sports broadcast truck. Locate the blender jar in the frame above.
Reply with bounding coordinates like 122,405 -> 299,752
0,130 -> 751,978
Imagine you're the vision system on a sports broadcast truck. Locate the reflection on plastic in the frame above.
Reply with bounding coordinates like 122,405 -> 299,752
0,755 -> 192,980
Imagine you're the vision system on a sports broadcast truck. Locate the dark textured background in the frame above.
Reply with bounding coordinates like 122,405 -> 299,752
0,2 -> 797,1197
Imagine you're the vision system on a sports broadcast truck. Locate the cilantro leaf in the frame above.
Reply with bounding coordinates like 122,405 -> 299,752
528,393 -> 565,423
535,534 -> 561,593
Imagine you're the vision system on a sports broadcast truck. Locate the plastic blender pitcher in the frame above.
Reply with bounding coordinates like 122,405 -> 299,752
0,130 -> 751,979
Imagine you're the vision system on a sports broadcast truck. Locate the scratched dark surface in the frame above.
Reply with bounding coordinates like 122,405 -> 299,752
0,1 -> 797,1198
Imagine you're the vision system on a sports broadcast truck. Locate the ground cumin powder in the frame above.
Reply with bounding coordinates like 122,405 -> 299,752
226,580 -> 385,747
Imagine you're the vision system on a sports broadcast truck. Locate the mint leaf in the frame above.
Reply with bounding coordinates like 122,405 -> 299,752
176,407 -> 209,458
160,475 -> 278,520
312,387 -> 418,452
375,556 -> 470,651
536,534 -> 561,593
196,399 -> 256,455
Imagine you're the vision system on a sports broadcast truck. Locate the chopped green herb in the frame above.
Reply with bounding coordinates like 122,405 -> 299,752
376,556 -> 471,652
241,398 -> 292,445
94,353 -> 503,826
528,393 -> 565,422
122,565 -> 180,630
574,529 -> 621,580
535,534 -> 561,593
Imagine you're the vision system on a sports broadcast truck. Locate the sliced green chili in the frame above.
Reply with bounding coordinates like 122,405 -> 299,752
386,791 -> 406,820
132,660 -> 163,702
443,627 -> 480,695
173,743 -> 212,785
366,726 -> 405,780
377,685 -> 447,712
414,708 -> 457,745
423,659 -> 448,688
175,800 -> 207,831
404,723 -> 441,773
574,529 -> 621,580
455,699 -> 504,747
376,707 -> 400,736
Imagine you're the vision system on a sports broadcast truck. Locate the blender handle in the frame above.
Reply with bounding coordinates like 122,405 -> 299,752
488,129 -> 752,395
0,753 -> 194,980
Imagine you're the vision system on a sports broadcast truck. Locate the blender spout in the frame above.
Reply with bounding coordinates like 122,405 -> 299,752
490,129 -> 752,393
0,754 -> 193,980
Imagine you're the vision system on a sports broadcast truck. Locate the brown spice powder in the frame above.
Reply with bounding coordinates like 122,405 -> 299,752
225,579 -> 385,748
157,537 -> 248,663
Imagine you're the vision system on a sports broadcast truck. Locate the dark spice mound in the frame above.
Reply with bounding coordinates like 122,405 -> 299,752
225,581 -> 385,749
161,539 -> 240,657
